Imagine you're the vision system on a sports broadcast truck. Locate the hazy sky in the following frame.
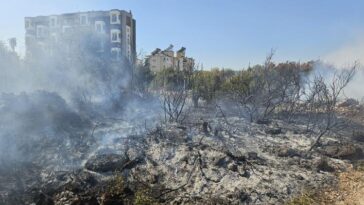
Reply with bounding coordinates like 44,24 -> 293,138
1,0 -> 363,69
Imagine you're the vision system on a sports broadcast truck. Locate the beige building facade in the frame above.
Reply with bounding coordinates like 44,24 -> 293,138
146,45 -> 194,72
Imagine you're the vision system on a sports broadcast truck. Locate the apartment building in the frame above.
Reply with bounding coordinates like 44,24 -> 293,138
25,9 -> 136,64
146,45 -> 195,73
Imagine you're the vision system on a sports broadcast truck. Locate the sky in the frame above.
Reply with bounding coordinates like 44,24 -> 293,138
0,0 -> 363,69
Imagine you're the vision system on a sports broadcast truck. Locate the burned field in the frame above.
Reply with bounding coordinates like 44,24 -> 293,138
1,95 -> 364,205
1,42 -> 364,204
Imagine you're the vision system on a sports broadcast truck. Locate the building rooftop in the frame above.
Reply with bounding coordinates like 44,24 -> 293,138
25,9 -> 132,19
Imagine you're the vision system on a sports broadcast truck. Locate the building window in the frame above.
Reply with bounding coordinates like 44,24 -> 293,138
25,20 -> 31,29
62,26 -> 72,33
96,24 -> 102,32
37,27 -> 42,37
80,14 -> 88,25
49,16 -> 57,27
36,25 -> 47,38
50,19 -> 56,27
111,14 -> 117,23
126,16 -> 132,26
95,21 -> 105,33
110,11 -> 121,24
110,29 -> 121,42
111,47 -> 121,60
112,33 -> 118,41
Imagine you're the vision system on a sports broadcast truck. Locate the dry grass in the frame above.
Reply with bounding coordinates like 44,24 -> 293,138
134,189 -> 159,205
286,192 -> 316,205
287,164 -> 364,205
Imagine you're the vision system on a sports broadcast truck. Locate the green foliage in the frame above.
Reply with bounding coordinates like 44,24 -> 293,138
106,174 -> 159,205
134,59 -> 314,113
107,174 -> 125,197
192,68 -> 236,104
134,189 -> 159,205
152,67 -> 190,90
286,193 -> 315,205
221,70 -> 253,96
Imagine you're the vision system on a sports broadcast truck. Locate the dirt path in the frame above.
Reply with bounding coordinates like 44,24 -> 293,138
320,167 -> 364,205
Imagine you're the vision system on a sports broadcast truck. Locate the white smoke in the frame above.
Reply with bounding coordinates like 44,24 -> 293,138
323,37 -> 364,67
323,35 -> 364,101
0,36 -> 160,168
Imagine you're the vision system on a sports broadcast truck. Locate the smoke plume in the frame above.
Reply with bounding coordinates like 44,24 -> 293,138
322,36 -> 364,100
0,35 -> 160,168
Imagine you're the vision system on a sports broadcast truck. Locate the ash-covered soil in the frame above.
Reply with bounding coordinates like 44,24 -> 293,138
1,104 -> 364,205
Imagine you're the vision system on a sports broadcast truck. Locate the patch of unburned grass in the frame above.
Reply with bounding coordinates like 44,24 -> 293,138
286,192 -> 315,205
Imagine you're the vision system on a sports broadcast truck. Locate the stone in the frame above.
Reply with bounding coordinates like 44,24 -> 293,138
316,158 -> 335,172
228,163 -> 238,172
322,144 -> 363,160
256,119 -> 271,125
277,147 -> 301,158
85,153 -> 128,172
353,131 -> 364,142
265,127 -> 282,135
247,152 -> 259,160
214,156 -> 230,168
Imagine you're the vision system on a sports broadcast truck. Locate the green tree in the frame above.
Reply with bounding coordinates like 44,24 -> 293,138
191,68 -> 236,107
152,67 -> 188,90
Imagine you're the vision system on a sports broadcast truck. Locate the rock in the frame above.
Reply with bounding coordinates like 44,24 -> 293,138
238,167 -> 250,178
203,168 -> 223,182
322,144 -> 363,160
85,153 -> 128,172
256,119 -> 271,125
246,151 -> 267,165
214,156 -> 230,168
316,158 -> 335,172
265,127 -> 282,135
247,152 -> 259,160
227,163 -> 238,172
277,147 -> 301,158
299,159 -> 314,170
353,160 -> 364,170
353,131 -> 364,142
289,173 -> 305,180
239,191 -> 252,204
34,193 -> 54,205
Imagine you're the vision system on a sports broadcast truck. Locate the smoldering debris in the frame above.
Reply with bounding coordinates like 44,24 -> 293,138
0,91 -> 92,167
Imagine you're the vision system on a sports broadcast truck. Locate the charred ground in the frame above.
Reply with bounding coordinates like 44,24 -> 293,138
0,42 -> 364,205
